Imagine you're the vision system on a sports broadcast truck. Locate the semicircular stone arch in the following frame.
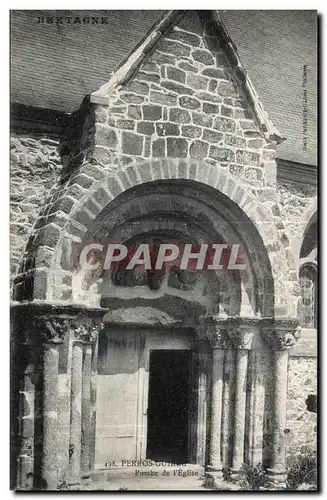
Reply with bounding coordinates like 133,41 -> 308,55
14,158 -> 289,316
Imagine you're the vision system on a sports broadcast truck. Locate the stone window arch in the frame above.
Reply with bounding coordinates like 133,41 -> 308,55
299,263 -> 317,328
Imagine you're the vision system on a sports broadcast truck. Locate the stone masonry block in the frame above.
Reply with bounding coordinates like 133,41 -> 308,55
156,122 -> 180,136
178,61 -> 198,73
202,67 -> 227,79
213,116 -> 236,133
115,119 -> 135,130
247,138 -> 265,149
166,66 -> 186,84
168,29 -> 201,47
158,39 -> 191,57
225,134 -> 246,148
161,80 -> 194,96
179,96 -> 201,110
169,108 -> 191,124
128,105 -> 142,120
181,125 -> 202,138
92,187 -> 113,208
189,140 -> 209,160
151,51 -> 176,66
192,112 -> 213,128
192,49 -> 214,65
152,138 -> 166,157
209,146 -> 235,163
236,150 -> 260,166
264,161 -> 277,187
150,91 -> 177,106
142,104 -> 162,121
167,137 -> 188,158
137,122 -> 155,136
202,129 -> 223,143
187,74 -> 208,90
221,105 -> 234,117
36,224 -> 61,248
218,81 -> 239,98
126,80 -> 149,95
107,177 -> 124,198
121,131 -> 144,155
137,71 -> 160,83
95,124 -> 118,149
203,102 -> 220,114
120,93 -> 145,104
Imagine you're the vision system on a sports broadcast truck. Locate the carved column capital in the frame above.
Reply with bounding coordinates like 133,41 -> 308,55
71,319 -> 104,344
33,315 -> 105,345
199,315 -> 259,350
34,316 -> 70,344
262,318 -> 301,350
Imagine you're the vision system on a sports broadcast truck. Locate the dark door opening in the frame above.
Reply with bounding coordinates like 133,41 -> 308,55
146,349 -> 190,463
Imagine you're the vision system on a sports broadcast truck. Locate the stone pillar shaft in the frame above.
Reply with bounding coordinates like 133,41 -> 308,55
41,344 -> 60,490
221,348 -> 236,466
268,349 -> 289,479
68,342 -> 83,484
231,349 -> 248,472
81,344 -> 92,473
207,348 -> 224,476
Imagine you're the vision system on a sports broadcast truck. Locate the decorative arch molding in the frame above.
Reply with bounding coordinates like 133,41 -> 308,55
290,197 -> 317,264
301,198 -> 318,239
14,158 -> 288,315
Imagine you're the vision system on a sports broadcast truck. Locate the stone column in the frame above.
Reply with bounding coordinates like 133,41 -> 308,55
266,319 -> 301,483
231,348 -> 249,474
207,347 -> 224,478
81,344 -> 92,473
35,317 -> 68,491
200,316 -> 234,475
68,341 -> 83,484
68,319 -> 104,483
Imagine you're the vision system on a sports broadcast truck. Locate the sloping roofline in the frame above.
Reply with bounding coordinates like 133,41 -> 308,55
91,9 -> 285,144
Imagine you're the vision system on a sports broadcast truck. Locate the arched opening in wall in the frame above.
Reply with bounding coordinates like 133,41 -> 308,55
298,211 -> 317,329
66,179 -> 274,467
71,180 -> 274,318
299,264 -> 317,328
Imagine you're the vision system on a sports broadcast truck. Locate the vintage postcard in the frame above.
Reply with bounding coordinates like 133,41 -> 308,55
10,9 -> 318,491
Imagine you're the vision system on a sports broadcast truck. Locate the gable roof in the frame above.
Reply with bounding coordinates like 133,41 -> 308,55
10,10 -> 317,165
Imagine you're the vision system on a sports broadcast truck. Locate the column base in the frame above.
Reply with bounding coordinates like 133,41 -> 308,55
266,467 -> 287,484
206,464 -> 223,481
230,465 -> 244,478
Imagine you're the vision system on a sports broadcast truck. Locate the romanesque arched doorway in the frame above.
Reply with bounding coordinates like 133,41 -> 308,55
66,177 -> 277,477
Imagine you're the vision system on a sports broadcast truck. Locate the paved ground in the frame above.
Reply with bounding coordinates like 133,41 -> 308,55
69,464 -> 209,491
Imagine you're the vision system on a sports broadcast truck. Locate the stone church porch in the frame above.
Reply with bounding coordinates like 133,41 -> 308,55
11,301 -> 300,490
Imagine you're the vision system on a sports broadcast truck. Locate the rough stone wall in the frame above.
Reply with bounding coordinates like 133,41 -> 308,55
273,180 -> 317,317
277,180 -> 317,250
286,356 -> 317,461
10,134 -> 63,278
